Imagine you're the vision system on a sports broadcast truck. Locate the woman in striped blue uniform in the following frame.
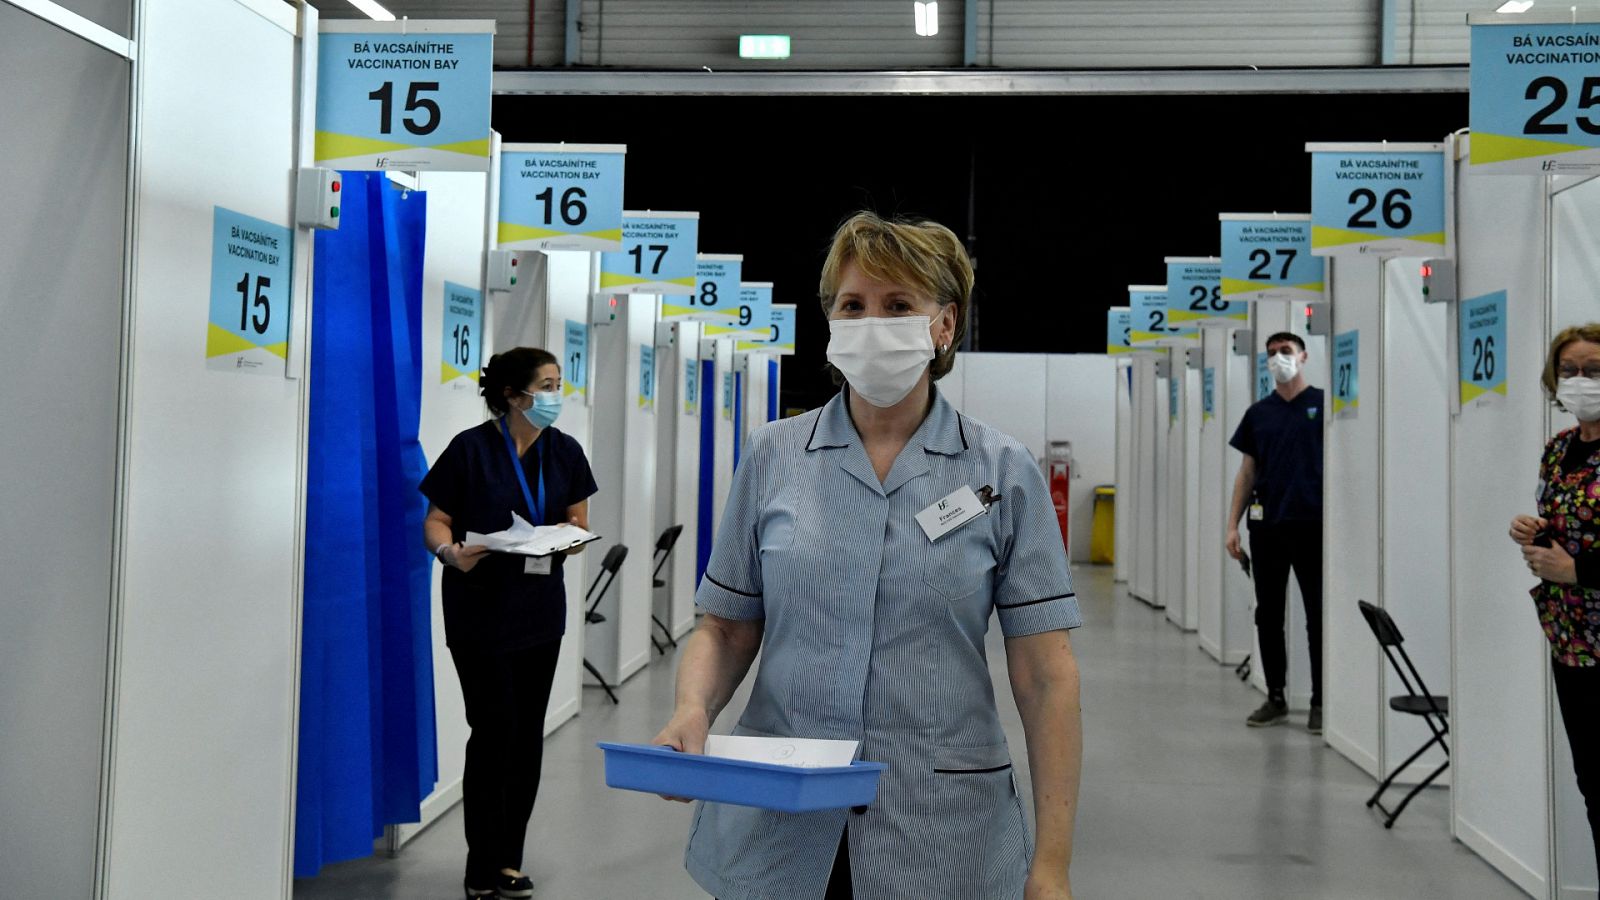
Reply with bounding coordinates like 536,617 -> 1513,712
654,212 -> 1084,900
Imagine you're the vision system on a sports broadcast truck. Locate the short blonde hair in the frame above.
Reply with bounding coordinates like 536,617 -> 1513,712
1543,323 -> 1600,399
818,211 -> 973,381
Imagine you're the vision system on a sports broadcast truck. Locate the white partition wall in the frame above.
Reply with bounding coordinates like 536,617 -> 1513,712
103,2 -> 305,896
653,319 -> 703,640
0,6 -> 131,897
1449,136 -> 1555,899
1130,353 -> 1163,606
1163,348 -> 1202,631
1044,355 -> 1119,563
1220,328 -> 1258,663
709,337 -> 737,538
1197,326 -> 1251,662
402,168 -> 494,844
1114,361 -> 1134,582
1549,171 -> 1600,898
587,292 -> 659,687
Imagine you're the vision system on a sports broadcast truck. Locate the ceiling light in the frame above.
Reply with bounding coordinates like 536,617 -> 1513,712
347,0 -> 397,21
1495,0 -> 1535,12
915,1 -> 939,37
739,34 -> 792,59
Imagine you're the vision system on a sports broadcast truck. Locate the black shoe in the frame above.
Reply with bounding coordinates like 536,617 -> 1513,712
1246,698 -> 1289,727
1308,705 -> 1324,735
496,872 -> 534,899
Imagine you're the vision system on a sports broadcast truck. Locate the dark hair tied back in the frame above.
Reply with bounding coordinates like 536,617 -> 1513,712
480,347 -> 560,416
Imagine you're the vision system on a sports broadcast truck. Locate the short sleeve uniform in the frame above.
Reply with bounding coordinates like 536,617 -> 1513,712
1229,386 -> 1324,526
419,421 -> 597,651
686,389 -> 1081,900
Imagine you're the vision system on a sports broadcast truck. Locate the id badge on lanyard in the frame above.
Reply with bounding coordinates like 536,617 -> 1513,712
500,418 -> 551,575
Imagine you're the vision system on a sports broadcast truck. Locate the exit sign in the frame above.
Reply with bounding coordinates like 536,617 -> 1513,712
739,34 -> 791,59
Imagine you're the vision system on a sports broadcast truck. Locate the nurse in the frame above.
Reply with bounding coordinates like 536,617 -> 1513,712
654,212 -> 1084,900
419,347 -> 598,900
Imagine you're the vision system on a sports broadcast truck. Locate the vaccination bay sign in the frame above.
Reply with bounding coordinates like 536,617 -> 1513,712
706,283 -> 773,340
599,212 -> 698,295
1106,307 -> 1133,355
1219,214 -> 1325,303
1256,352 -> 1271,402
1333,330 -> 1360,415
315,21 -> 493,171
498,144 -> 626,252
1166,257 -> 1235,329
1471,15 -> 1600,173
684,358 -> 699,416
1169,371 -> 1180,424
564,320 -> 589,401
1129,285 -> 1173,344
1459,290 -> 1509,406
441,281 -> 482,389
207,206 -> 291,375
737,304 -> 797,354
1307,144 -> 1446,257
666,254 -> 743,321
639,344 -> 656,411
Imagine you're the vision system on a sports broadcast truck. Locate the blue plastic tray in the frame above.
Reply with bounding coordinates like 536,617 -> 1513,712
598,742 -> 887,813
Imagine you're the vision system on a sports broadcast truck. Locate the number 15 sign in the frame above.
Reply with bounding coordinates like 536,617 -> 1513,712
316,21 -> 494,171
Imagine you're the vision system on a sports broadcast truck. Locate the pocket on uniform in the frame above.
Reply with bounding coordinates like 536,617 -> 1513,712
932,742 -> 1013,775
921,529 -> 994,602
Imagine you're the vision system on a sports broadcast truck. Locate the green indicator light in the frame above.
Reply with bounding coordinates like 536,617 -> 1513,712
331,207 -> 340,218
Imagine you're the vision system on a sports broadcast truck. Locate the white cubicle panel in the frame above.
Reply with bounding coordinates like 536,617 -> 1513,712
1174,352 -> 1202,631
1449,136 -> 1554,899
1221,328 -> 1257,663
662,321 -> 703,638
588,292 -> 659,688
1114,361 -> 1133,583
709,337 -> 737,541
1197,325 -> 1249,662
1130,353 -> 1162,607
1549,171 -> 1600,897
1153,356 -> 1175,613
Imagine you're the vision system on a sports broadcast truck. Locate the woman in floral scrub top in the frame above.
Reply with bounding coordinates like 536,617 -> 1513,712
1511,324 -> 1600,872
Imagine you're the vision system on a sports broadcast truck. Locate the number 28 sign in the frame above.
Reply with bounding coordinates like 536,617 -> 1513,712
498,144 -> 627,253
316,21 -> 494,171
1471,17 -> 1600,173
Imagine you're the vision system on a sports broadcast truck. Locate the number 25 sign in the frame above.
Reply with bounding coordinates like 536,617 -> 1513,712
316,21 -> 494,172
1471,16 -> 1600,174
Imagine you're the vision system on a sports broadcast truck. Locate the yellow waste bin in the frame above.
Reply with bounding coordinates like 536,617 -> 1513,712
1090,486 -> 1115,564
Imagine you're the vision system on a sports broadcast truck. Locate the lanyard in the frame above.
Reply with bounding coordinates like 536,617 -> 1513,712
500,417 -> 546,524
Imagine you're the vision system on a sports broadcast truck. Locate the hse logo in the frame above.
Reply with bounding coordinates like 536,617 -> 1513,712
939,500 -> 949,511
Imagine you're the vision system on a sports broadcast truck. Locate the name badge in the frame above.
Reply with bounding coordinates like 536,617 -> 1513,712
525,555 -> 553,575
1248,503 -> 1265,522
915,486 -> 987,543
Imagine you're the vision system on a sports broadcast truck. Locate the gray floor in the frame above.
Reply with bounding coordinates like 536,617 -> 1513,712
296,566 -> 1524,900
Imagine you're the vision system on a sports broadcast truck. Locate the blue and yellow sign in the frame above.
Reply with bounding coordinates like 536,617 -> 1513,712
707,282 -> 773,340
1459,290 -> 1509,405
1219,214 -> 1325,303
207,206 -> 292,375
1470,17 -> 1600,173
1333,330 -> 1360,414
1256,352 -> 1271,402
1106,307 -> 1133,355
599,212 -> 698,295
639,344 -> 656,411
563,319 -> 589,400
1307,144 -> 1446,257
666,254 -> 742,321
315,21 -> 493,171
736,304 -> 796,354
1203,367 -> 1216,421
441,281 -> 482,389
1169,369 -> 1180,424
499,144 -> 626,252
722,371 -> 735,421
1167,257 -> 1235,329
684,358 -> 700,416
1129,285 -> 1173,344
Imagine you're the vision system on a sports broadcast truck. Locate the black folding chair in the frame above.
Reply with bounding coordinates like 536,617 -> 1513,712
1357,600 -> 1450,828
649,525 -> 685,655
582,544 -> 629,705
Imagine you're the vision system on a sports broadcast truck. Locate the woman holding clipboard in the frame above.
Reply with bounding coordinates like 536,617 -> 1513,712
420,346 -> 598,900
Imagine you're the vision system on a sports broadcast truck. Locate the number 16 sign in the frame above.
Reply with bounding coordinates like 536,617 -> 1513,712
499,144 -> 627,252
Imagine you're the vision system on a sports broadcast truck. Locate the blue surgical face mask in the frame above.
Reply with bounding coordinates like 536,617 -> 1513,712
520,390 -> 562,429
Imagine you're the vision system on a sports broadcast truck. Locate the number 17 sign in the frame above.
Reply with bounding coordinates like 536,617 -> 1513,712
316,21 -> 494,171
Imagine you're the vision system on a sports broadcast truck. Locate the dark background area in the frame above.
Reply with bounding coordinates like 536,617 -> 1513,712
492,91 -> 1469,412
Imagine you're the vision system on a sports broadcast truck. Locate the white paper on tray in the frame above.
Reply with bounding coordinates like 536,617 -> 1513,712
704,735 -> 860,769
465,512 -> 600,557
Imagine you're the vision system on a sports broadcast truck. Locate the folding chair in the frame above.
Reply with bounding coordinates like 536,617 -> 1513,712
1357,600 -> 1450,828
649,525 -> 685,655
582,544 -> 629,705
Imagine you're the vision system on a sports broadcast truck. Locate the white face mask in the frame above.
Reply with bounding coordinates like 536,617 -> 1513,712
1558,376 -> 1600,422
1267,352 -> 1301,384
827,315 -> 936,408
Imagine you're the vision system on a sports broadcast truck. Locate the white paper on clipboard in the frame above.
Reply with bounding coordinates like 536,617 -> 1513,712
466,512 -> 600,557
703,735 -> 860,769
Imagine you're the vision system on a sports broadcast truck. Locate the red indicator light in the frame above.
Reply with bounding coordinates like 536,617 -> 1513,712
510,257 -> 518,267
1305,305 -> 1313,316
610,298 -> 618,307
331,181 -> 340,193
1421,264 -> 1432,278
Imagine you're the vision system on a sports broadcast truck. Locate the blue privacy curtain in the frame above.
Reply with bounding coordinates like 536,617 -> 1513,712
295,172 -> 437,878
